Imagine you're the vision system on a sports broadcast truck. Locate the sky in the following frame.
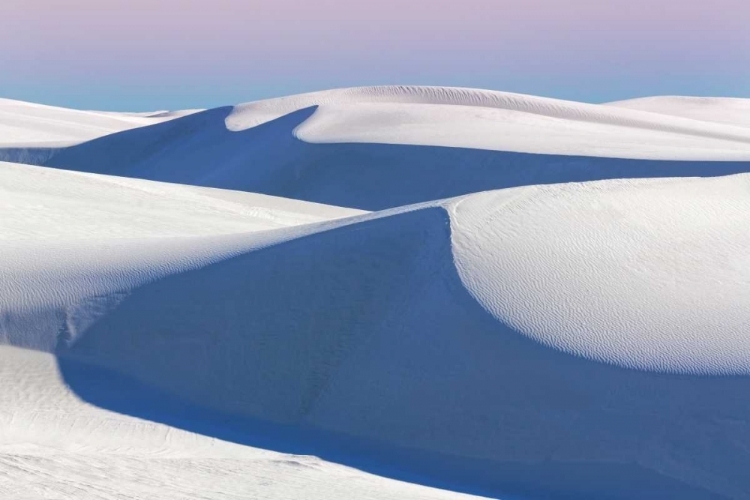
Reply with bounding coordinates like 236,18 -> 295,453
1,0 -> 749,111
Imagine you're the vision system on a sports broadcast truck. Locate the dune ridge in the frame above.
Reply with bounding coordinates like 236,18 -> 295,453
227,86 -> 750,159
0,97 -> 196,149
606,96 -> 750,129
3,87 -> 750,499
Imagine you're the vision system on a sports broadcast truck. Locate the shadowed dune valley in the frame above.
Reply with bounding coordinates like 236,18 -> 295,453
2,2 -> 750,498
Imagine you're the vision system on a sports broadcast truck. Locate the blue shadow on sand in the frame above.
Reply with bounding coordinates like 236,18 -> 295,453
56,208 -> 745,500
41,106 -> 750,211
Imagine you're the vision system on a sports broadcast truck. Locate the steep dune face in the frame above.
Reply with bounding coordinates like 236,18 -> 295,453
58,207 -> 455,424
2,160 -> 749,498
0,161 -> 363,351
3,163 -> 471,500
44,98 -> 750,211
1,347 -> 474,500
50,179 -> 750,499
606,96 -> 750,129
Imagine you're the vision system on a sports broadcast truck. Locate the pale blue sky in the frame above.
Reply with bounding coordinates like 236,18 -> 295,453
2,0 -> 748,111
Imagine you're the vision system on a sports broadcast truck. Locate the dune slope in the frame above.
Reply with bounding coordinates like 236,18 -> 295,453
1,348 -> 477,500
3,157 -> 750,498
44,93 -> 750,210
1,162 -> 480,500
4,88 -> 750,499
226,86 -> 750,159
0,98 -> 195,148
606,96 -> 750,129
0,98 -> 195,165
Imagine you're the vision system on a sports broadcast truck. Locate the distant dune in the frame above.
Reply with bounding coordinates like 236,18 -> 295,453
0,97 -> 197,148
19,87 -> 746,211
226,86 -> 750,159
606,95 -> 750,129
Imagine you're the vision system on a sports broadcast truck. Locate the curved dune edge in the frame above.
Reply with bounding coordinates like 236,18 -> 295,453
4,165 -> 749,374
4,162 -> 749,376
51,183 -> 750,499
448,173 -> 750,375
41,102 -> 750,212
0,160 -> 366,350
227,86 -> 750,139
225,86 -> 750,160
2,166 -> 750,497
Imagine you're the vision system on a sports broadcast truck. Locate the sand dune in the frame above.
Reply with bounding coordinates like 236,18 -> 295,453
39,90 -> 750,210
1,344 -> 477,500
607,96 -> 750,129
3,157 -> 750,498
226,86 -> 750,160
1,162 -> 466,500
0,98 -> 195,148
2,88 -> 750,499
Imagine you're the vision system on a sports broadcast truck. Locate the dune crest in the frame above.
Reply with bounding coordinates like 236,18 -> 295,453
227,86 -> 750,160
607,95 -> 750,129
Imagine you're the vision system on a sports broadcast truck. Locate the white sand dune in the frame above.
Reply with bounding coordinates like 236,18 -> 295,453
0,98 -> 195,148
0,98 -> 196,166
2,87 -> 750,499
7,87 -> 750,159
3,157 -> 750,498
1,162 -> 468,500
35,87 -> 750,211
451,174 -> 750,375
606,96 -> 750,129
226,86 -> 750,160
0,160 -> 361,242
1,344 -> 478,500
0,161 -> 363,346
